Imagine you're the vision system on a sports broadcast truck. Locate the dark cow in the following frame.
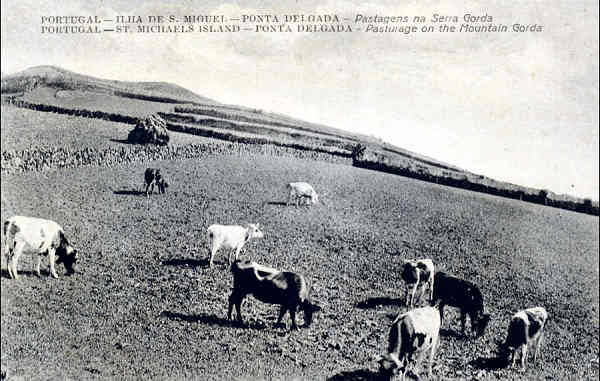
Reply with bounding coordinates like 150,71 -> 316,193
228,260 -> 320,330
144,168 -> 168,196
432,272 -> 490,338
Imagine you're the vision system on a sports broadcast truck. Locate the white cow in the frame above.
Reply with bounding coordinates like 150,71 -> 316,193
206,223 -> 264,268
287,182 -> 319,206
498,306 -> 549,369
3,215 -> 79,279
378,306 -> 441,381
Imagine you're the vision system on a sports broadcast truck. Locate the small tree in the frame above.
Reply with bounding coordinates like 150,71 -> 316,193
537,189 -> 549,205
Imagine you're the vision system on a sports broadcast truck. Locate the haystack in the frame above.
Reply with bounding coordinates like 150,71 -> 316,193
127,114 -> 170,146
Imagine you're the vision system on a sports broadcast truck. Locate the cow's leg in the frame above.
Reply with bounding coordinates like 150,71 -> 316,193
410,282 -> 418,307
5,244 -> 14,279
429,277 -> 434,302
275,306 -> 287,328
228,291 -> 244,323
460,312 -> 467,336
35,253 -> 43,277
233,246 -> 243,263
534,332 -> 543,363
208,244 -> 218,268
438,304 -> 445,327
428,335 -> 438,377
289,307 -> 299,330
10,242 -> 25,280
520,344 -> 527,369
48,248 -> 59,278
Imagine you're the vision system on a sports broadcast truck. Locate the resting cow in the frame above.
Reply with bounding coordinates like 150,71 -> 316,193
228,260 -> 320,330
3,215 -> 79,279
287,182 -> 319,206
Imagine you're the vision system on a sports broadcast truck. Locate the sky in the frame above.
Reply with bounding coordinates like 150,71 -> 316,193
2,0 -> 599,200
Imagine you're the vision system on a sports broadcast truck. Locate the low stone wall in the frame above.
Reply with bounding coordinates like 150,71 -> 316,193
1,141 -> 351,175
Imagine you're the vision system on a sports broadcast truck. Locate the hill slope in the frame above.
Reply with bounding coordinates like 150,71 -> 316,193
1,66 -> 597,215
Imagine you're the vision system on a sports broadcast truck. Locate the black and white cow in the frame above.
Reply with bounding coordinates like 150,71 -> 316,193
144,168 -> 168,196
3,216 -> 79,279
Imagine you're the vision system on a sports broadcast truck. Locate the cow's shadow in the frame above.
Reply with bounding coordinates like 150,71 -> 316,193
113,189 -> 145,196
109,138 -> 135,145
356,297 -> 404,309
1,269 -> 43,279
265,201 -> 288,206
161,258 -> 208,268
469,356 -> 508,370
439,328 -> 465,339
160,311 -> 266,330
326,368 -> 383,381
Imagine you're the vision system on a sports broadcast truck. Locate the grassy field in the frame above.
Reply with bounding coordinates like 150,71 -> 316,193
1,154 -> 598,380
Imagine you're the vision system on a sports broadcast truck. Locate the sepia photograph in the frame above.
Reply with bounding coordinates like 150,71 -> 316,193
1,1 -> 598,380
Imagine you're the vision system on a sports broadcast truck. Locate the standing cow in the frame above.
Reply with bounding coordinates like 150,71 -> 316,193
3,216 -> 79,279
144,168 -> 169,196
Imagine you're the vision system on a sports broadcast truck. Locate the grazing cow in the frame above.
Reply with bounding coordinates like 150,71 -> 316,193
144,168 -> 168,196
228,260 -> 320,330
378,306 -> 441,381
432,272 -> 491,338
287,182 -> 319,206
401,259 -> 435,307
207,224 -> 264,268
498,307 -> 549,369
3,216 -> 79,279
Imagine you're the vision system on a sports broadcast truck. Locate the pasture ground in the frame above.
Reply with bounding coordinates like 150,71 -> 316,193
1,153 -> 599,380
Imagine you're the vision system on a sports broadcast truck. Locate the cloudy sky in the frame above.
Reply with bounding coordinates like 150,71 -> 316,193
2,0 -> 598,199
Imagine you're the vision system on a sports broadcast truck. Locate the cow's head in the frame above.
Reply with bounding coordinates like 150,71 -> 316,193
55,232 -> 79,274
494,339 -> 514,365
158,178 -> 169,194
401,261 -> 419,283
376,353 -> 406,379
310,191 -> 319,204
246,223 -> 264,240
474,312 -> 491,338
302,301 -> 321,328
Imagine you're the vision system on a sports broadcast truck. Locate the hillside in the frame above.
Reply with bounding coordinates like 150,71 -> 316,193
1,66 -> 597,215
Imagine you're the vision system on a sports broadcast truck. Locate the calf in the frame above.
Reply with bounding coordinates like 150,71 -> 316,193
3,216 -> 79,279
287,182 -> 319,206
498,306 -> 549,369
432,272 -> 490,338
144,168 -> 168,196
401,259 -> 435,307
228,260 -> 320,330
378,306 -> 441,381
207,223 -> 264,268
